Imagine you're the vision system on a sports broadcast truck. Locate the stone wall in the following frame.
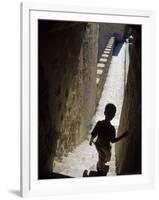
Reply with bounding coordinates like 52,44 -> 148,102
38,20 -> 98,178
115,26 -> 141,175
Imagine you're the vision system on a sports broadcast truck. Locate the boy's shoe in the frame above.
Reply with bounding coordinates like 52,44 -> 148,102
83,170 -> 89,177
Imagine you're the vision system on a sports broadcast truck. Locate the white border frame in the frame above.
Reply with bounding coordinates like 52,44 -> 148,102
21,2 -> 155,197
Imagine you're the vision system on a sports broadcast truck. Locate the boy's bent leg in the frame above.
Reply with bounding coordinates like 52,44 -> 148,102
95,143 -> 111,175
96,144 -> 107,172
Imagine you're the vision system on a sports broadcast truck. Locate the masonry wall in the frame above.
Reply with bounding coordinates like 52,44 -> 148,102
115,26 -> 141,175
38,21 -> 98,178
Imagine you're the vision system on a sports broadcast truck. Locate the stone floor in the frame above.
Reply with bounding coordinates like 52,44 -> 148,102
53,41 -> 129,178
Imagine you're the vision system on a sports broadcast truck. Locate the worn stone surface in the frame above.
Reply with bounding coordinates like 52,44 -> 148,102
115,26 -> 141,175
38,21 -> 98,177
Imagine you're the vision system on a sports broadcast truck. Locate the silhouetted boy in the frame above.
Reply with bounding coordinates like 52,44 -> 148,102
89,103 -> 128,174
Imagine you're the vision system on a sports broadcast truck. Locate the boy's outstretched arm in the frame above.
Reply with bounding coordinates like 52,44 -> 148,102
111,131 -> 128,143
89,135 -> 96,146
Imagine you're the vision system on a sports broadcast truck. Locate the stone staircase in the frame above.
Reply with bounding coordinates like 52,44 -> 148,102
96,37 -> 115,104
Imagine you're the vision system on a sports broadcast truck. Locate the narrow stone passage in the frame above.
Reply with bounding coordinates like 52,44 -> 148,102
53,41 -> 128,177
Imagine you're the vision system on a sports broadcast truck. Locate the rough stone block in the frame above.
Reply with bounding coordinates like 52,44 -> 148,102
97,69 -> 103,75
97,63 -> 105,68
96,77 -> 100,84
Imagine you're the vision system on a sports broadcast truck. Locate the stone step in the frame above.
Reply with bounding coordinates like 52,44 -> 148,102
101,54 -> 109,58
106,47 -> 112,49
99,58 -> 108,63
107,42 -> 114,45
107,44 -> 113,46
104,49 -> 111,54
96,77 -> 100,84
103,50 -> 110,54
97,63 -> 105,68
105,48 -> 111,51
97,69 -> 103,75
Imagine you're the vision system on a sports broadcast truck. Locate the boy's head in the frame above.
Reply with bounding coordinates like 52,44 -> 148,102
104,103 -> 116,121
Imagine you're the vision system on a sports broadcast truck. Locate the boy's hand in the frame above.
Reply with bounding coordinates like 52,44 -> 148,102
89,138 -> 94,146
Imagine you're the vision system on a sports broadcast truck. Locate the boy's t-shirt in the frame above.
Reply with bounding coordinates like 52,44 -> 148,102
91,120 -> 116,147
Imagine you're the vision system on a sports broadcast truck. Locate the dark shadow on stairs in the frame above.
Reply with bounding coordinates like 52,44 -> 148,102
39,172 -> 74,179
113,42 -> 125,56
